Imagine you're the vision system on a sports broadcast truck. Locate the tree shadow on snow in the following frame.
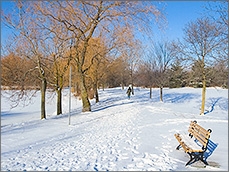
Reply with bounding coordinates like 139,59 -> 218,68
91,96 -> 134,112
204,97 -> 226,115
163,93 -> 199,103
1,111 -> 25,118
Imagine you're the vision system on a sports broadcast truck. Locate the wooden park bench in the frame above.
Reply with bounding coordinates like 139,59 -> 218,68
174,120 -> 217,166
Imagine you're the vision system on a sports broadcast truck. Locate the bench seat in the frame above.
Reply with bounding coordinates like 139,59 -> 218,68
175,133 -> 204,153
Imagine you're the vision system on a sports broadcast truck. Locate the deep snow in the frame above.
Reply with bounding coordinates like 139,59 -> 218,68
1,87 -> 228,171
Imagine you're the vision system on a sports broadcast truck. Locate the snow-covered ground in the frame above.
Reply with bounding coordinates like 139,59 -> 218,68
1,87 -> 228,171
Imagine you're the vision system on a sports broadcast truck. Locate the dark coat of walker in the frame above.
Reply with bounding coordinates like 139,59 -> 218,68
126,87 -> 131,99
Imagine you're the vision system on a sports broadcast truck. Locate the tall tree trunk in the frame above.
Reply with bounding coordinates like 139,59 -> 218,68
93,73 -> 99,103
73,82 -> 80,96
56,76 -> 63,115
200,60 -> 206,115
102,83 -> 105,91
130,69 -> 134,95
121,72 -> 124,90
200,78 -> 206,115
160,86 -> 163,102
41,78 -> 47,119
131,84 -> 134,95
150,87 -> 152,99
94,83 -> 99,103
79,73 -> 91,112
56,87 -> 62,115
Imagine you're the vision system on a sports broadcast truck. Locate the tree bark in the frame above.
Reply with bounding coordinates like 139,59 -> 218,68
150,87 -> 152,99
94,83 -> 99,103
200,61 -> 206,115
130,69 -> 134,95
56,87 -> 62,115
160,86 -> 163,102
79,72 -> 91,112
56,75 -> 64,115
41,79 -> 47,119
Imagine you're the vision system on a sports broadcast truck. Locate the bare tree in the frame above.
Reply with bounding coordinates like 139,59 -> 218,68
182,17 -> 225,115
2,1 -> 51,119
149,41 -> 174,101
35,1 -> 164,112
206,1 -> 228,65
35,15 -> 73,116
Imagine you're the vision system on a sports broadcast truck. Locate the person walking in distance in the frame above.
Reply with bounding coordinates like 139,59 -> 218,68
126,86 -> 132,99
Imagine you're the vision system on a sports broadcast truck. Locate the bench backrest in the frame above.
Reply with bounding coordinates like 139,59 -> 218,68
203,139 -> 218,160
188,121 -> 211,150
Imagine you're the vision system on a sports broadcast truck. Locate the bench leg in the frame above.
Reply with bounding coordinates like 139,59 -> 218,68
176,144 -> 182,150
200,155 -> 208,165
186,153 -> 196,166
186,152 -> 208,166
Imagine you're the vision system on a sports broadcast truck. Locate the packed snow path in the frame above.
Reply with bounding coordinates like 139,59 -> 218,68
1,87 -> 228,171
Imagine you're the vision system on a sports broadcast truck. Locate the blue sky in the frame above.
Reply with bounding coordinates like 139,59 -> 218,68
152,1 -> 215,42
0,1 -> 224,51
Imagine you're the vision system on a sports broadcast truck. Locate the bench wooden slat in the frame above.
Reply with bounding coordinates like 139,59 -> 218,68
175,134 -> 190,152
189,121 -> 209,136
189,129 -> 208,146
188,127 -> 209,139
188,121 -> 211,148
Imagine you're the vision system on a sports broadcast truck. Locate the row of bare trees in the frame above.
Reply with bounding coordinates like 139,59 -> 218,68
1,1 -> 227,117
134,1 -> 228,115
1,1 -> 165,119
